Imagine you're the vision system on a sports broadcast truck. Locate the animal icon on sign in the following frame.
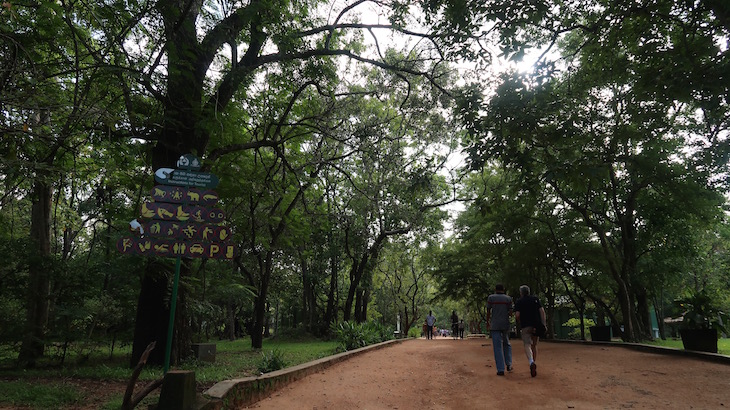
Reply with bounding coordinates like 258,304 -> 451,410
141,203 -> 155,218
153,187 -> 166,199
176,206 -> 190,221
157,206 -> 174,219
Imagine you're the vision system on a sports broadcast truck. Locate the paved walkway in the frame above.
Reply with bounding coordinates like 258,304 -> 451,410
220,338 -> 730,409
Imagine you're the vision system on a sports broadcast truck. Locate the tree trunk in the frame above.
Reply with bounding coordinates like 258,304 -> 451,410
653,293 -> 666,340
250,254 -> 272,349
130,263 -> 171,367
129,0 -> 272,361
130,55 -> 205,365
403,307 -> 413,336
323,243 -> 338,333
354,288 -> 370,323
546,267 -> 556,338
300,253 -> 316,332
173,274 -> 192,365
635,289 -> 653,340
251,294 -> 266,348
615,276 -> 635,341
18,180 -> 52,367
225,303 -> 235,341
263,301 -> 271,337
343,262 -> 361,322
353,288 -> 363,323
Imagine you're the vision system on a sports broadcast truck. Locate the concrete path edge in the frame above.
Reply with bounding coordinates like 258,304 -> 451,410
544,338 -> 730,364
201,338 -> 407,409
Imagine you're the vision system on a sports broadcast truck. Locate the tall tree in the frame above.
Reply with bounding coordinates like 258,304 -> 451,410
462,62 -> 725,340
1,0 -> 131,366
111,0 -> 493,364
374,239 -> 435,335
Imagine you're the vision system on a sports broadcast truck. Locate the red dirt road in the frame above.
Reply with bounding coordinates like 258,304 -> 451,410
244,337 -> 730,409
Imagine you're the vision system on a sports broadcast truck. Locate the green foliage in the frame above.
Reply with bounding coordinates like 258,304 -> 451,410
407,326 -> 422,338
0,380 -> 81,409
562,318 -> 595,340
330,321 -> 393,352
257,349 -> 288,374
675,290 -> 730,335
452,0 -> 730,344
647,338 -> 730,356
0,336 -> 338,407
331,321 -> 365,351
179,337 -> 337,384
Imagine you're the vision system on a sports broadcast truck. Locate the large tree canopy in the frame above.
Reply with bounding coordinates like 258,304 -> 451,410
452,0 -> 730,341
3,0 -> 480,365
2,0 -> 730,372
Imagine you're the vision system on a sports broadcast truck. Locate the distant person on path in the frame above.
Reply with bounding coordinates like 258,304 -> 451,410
487,284 -> 513,375
426,311 -> 436,340
451,310 -> 459,340
514,284 -> 547,377
459,319 -> 465,339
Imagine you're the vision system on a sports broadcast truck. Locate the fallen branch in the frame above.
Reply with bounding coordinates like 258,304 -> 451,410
122,342 -> 163,410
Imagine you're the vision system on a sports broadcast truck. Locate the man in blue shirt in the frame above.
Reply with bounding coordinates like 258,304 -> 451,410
486,284 -> 513,375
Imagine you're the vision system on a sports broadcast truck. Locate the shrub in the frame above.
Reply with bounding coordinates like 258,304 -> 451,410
675,290 -> 730,334
256,349 -> 287,374
407,325 -> 422,338
562,318 -> 595,340
330,321 -> 393,352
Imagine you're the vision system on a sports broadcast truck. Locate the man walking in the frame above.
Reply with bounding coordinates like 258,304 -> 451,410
486,284 -> 513,375
514,284 -> 547,377
425,310 -> 436,340
451,310 -> 459,340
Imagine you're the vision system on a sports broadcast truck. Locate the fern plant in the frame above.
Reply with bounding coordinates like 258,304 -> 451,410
257,349 -> 287,374
330,321 -> 393,352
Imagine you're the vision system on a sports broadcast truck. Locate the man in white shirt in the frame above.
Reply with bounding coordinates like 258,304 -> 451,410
425,311 -> 436,340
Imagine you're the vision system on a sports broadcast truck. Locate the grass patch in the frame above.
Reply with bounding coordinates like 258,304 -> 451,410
645,337 -> 730,355
0,380 -> 82,409
0,336 -> 337,409
178,337 -> 338,384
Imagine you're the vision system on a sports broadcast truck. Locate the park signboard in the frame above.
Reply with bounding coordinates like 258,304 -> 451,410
117,155 -> 235,260
154,168 -> 220,188
116,154 -> 235,373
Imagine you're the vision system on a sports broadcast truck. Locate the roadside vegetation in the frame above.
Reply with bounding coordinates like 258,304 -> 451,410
0,335 -> 339,410
645,338 -> 730,356
0,320 -> 398,409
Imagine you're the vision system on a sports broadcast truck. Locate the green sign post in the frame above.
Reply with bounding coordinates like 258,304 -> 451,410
165,255 -> 182,373
117,155 -> 233,374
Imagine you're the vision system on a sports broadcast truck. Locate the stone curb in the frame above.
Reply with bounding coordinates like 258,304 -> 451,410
543,338 -> 730,365
201,338 -> 409,409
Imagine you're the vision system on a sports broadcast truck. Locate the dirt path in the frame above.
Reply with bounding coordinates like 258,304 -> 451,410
244,337 -> 730,409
